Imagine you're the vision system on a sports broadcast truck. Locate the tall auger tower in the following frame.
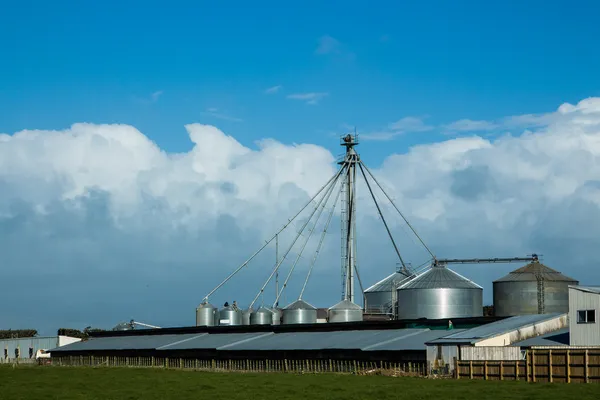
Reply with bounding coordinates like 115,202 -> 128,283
339,133 -> 358,304
197,132 -> 541,326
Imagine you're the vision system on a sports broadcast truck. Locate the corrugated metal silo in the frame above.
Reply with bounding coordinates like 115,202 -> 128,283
270,308 -> 283,325
364,272 -> 414,315
217,306 -> 243,326
493,260 -> 579,317
328,299 -> 363,323
396,266 -> 483,319
196,302 -> 217,327
282,300 -> 317,324
242,308 -> 253,325
250,307 -> 273,325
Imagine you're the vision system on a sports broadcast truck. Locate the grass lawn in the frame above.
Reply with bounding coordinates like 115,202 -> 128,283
0,366 -> 598,400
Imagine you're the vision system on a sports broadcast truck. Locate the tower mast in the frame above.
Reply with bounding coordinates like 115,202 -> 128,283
339,133 -> 359,302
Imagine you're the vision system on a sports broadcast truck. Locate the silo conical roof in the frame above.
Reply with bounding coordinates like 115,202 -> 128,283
398,266 -> 482,290
328,299 -> 362,310
364,272 -> 414,293
494,261 -> 578,283
284,299 -> 316,310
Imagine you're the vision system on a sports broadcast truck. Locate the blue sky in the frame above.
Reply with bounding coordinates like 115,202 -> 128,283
3,1 -> 600,333
2,1 -> 599,162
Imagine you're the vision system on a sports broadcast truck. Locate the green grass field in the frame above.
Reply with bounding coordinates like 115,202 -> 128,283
0,366 -> 598,400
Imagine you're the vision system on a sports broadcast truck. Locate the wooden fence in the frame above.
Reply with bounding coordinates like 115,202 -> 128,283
49,355 -> 427,375
456,348 -> 600,383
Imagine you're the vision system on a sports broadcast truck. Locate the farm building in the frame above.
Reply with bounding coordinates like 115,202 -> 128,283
569,286 -> 600,346
48,315 -> 568,373
424,313 -> 567,374
1,335 -> 81,363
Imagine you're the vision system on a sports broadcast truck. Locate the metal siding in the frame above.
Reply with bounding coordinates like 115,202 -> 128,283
364,291 -> 396,314
460,346 -> 523,361
397,288 -> 483,319
1,337 -> 59,362
494,280 -> 573,317
569,288 -> 600,346
282,309 -> 317,324
427,345 -> 458,374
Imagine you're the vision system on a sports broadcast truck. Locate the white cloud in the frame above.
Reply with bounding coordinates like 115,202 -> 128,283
315,35 -> 341,55
287,92 -> 329,105
361,116 -> 433,141
4,97 -> 600,332
443,119 -> 499,132
151,91 -> 163,102
265,85 -> 282,94
201,108 -> 243,122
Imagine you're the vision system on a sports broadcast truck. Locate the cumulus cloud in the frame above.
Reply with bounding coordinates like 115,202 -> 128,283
287,92 -> 329,105
265,85 -> 282,94
3,97 -> 600,333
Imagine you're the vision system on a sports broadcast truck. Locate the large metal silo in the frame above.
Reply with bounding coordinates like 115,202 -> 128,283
282,300 -> 317,324
250,307 -> 273,325
493,260 -> 578,317
218,306 -> 243,326
364,272 -> 414,315
396,266 -> 483,319
196,302 -> 217,327
328,299 -> 363,323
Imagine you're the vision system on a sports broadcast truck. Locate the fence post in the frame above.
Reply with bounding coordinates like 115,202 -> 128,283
500,361 -> 503,381
566,350 -> 571,383
469,360 -> 473,380
484,361 -> 488,380
454,358 -> 459,379
548,350 -> 553,383
515,360 -> 519,381
532,350 -> 536,383
585,350 -> 589,383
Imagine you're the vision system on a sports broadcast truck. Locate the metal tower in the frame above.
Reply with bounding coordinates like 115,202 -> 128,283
338,133 -> 359,303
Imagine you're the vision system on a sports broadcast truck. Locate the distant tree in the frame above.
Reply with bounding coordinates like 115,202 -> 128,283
0,329 -> 37,339
483,305 -> 494,317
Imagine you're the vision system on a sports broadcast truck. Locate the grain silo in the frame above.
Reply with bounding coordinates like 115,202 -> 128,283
396,265 -> 483,319
493,258 -> 579,317
249,307 -> 273,325
217,305 -> 243,326
282,300 -> 317,324
327,299 -> 363,323
364,272 -> 414,315
195,302 -> 217,327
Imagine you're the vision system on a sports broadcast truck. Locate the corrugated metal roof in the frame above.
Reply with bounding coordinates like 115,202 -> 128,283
365,272 -> 413,293
494,261 -> 578,283
158,333 -> 271,350
49,334 -> 203,352
512,328 -> 569,347
284,300 -> 316,310
363,329 -> 467,351
398,266 -> 482,290
220,329 -> 434,351
426,313 -> 564,345
570,285 -> 600,294
50,329 -> 450,353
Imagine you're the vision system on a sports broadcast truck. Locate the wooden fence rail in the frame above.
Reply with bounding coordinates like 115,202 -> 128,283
456,349 -> 600,383
49,356 -> 427,376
